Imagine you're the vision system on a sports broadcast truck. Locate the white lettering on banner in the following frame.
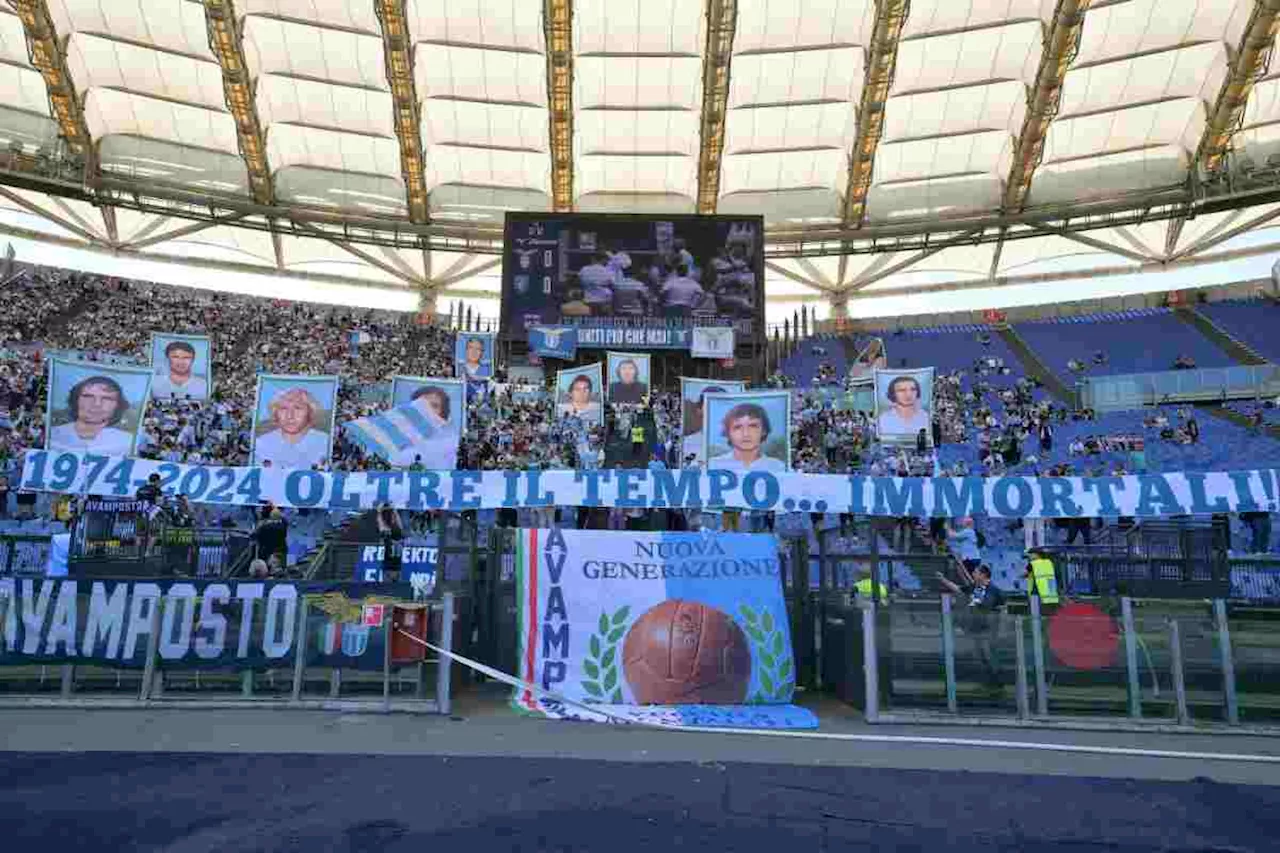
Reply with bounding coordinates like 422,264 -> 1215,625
18,451 -> 1280,519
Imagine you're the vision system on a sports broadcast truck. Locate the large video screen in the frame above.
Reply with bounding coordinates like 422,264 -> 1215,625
501,212 -> 764,341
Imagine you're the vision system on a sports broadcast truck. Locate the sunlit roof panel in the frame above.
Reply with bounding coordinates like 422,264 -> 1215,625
902,0 -> 1052,38
424,100 -> 548,152
49,0 -> 214,62
406,0 -> 545,52
866,174 -> 1004,222
65,32 -> 226,113
724,102 -> 854,154
734,0 -> 872,54
0,8 -> 33,67
874,130 -> 1013,185
1059,42 -> 1228,119
893,20 -> 1042,95
426,146 -> 550,194
1074,0 -> 1249,68
416,44 -> 546,105
720,149 -> 848,195
576,154 -> 696,198
575,57 -> 703,110
1030,145 -> 1189,205
718,188 -> 842,224
97,135 -> 249,195
576,192 -> 695,214
266,123 -> 402,178
1,69 -> 54,118
728,48 -> 863,108
83,88 -> 240,155
1043,99 -> 1206,165
257,75 -> 394,139
576,109 -> 699,156
883,80 -> 1026,143
242,15 -> 387,90
237,0 -> 380,35
575,0 -> 703,55
1243,75 -> 1280,128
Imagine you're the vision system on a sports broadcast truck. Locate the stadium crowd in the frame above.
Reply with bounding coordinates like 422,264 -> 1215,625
1,261 -> 1279,576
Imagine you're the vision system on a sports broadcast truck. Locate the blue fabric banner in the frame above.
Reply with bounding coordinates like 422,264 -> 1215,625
528,325 -> 578,360
19,450 -> 1280,519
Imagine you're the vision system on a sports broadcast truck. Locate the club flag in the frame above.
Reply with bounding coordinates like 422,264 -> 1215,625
691,327 -> 735,359
343,400 -> 451,467
529,325 -> 578,360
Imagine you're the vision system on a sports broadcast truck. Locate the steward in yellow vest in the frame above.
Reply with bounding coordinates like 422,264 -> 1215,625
1024,549 -> 1060,606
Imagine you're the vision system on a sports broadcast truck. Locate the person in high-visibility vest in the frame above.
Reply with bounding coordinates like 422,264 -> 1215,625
1023,548 -> 1060,606
854,575 -> 890,605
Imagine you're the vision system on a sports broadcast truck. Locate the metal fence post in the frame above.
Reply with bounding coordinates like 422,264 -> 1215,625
1013,615 -> 1030,720
1169,619 -> 1190,725
139,597 -> 163,702
382,608 -> 393,712
1213,599 -> 1239,725
437,592 -> 455,716
861,604 -> 879,723
59,665 -> 74,699
290,596 -> 309,703
940,594 -> 957,713
1029,595 -> 1048,717
1121,597 -> 1142,719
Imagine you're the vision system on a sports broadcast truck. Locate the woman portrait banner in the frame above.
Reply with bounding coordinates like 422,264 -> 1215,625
703,389 -> 791,473
605,351 -> 651,405
454,332 -> 496,381
679,377 -> 745,466
149,332 -> 212,400
555,362 -> 603,427
873,367 -> 935,446
45,357 -> 153,457
250,374 -> 339,469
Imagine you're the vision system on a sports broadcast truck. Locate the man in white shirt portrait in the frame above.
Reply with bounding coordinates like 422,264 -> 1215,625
151,340 -> 208,399
708,402 -> 787,473
459,337 -> 490,380
49,375 -> 136,456
253,386 -> 331,469
877,375 -> 931,440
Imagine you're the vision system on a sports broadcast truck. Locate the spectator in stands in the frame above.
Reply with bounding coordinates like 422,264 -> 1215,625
947,517 -> 982,573
1241,509 -> 1273,555
936,563 -> 1005,689
253,504 -> 288,565
1173,354 -> 1196,370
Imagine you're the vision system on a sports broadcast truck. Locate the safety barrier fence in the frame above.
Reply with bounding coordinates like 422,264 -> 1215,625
0,579 -> 454,715
856,595 -> 1280,729
1078,363 -> 1280,411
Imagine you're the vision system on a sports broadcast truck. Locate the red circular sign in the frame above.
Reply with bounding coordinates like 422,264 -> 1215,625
1047,602 -> 1120,670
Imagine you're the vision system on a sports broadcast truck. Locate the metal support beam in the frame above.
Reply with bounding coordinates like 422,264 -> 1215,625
436,256 -> 500,287
1169,203 -> 1280,261
843,229 -> 984,293
13,0 -> 91,157
374,0 -> 430,223
544,0 -> 574,211
0,185 -> 103,244
695,0 -> 737,214
203,0 -> 274,205
1027,223 -> 1153,263
1196,0 -> 1280,177
842,0 -> 909,227
1003,0 -> 1093,212
123,212 -> 248,250
763,260 -> 837,294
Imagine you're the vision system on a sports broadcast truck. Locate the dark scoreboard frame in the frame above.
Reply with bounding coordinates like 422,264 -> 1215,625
499,211 -> 766,346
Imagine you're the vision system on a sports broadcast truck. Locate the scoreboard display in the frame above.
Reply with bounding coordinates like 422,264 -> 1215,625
500,212 -> 764,344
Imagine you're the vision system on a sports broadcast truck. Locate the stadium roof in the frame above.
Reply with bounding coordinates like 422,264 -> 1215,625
2,0 -> 1280,321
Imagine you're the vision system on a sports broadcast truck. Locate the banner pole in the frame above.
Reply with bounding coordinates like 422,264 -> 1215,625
1169,618 -> 1190,725
1014,615 -> 1030,720
1214,599 -> 1239,725
1122,597 -> 1142,719
1030,595 -> 1048,717
437,592 -> 454,716
290,597 -> 309,703
139,597 -> 163,702
941,594 -> 957,714
861,604 -> 879,723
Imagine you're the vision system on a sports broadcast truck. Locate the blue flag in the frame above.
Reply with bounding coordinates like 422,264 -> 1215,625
529,325 -> 578,360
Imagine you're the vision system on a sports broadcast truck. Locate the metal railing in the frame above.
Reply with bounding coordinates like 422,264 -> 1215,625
1079,364 -> 1280,411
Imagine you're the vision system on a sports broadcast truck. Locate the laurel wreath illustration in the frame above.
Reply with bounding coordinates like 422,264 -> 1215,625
581,605 -> 630,703
738,604 -> 794,703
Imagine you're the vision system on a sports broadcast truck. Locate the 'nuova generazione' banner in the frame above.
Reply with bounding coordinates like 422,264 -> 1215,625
19,450 -> 1280,519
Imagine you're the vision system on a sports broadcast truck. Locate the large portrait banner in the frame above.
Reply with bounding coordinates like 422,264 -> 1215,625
555,362 -> 604,427
874,367 -> 934,445
455,332 -> 495,381
679,377 -> 745,467
149,332 -> 212,400
605,351 -> 651,405
45,356 -> 152,457
251,374 -> 339,469
703,389 -> 791,473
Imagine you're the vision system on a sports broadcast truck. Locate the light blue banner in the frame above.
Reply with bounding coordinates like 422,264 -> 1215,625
18,451 -> 1280,519
528,325 -> 578,359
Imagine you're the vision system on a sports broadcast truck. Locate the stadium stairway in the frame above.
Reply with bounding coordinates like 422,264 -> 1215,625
1173,306 -> 1270,366
994,324 -> 1074,402
1202,403 -> 1280,442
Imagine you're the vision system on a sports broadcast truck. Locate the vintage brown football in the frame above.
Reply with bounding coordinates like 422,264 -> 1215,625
622,599 -> 751,704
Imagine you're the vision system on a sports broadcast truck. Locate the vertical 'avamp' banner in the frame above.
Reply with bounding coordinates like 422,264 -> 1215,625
513,528 -> 815,728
